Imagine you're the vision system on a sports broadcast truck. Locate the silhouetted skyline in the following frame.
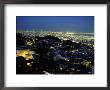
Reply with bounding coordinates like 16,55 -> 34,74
16,16 -> 94,33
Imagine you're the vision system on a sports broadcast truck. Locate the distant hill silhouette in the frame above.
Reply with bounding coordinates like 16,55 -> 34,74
16,33 -> 25,46
43,35 -> 61,42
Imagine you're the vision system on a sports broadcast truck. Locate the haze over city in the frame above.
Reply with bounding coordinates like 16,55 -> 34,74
16,16 -> 94,33
16,16 -> 94,74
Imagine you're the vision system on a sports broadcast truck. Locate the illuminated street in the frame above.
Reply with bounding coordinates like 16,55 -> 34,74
16,16 -> 94,74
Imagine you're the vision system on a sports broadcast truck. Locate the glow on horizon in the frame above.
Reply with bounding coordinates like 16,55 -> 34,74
16,30 -> 94,34
16,16 -> 94,33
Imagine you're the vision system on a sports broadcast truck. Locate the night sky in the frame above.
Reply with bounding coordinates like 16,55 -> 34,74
16,16 -> 94,33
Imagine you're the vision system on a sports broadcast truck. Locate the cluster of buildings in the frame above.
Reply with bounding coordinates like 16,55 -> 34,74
16,30 -> 94,74
17,30 -> 94,44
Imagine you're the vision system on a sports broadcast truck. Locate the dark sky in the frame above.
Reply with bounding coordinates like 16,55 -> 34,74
16,16 -> 94,33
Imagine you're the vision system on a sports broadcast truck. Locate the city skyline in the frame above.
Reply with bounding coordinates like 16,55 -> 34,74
16,16 -> 94,33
